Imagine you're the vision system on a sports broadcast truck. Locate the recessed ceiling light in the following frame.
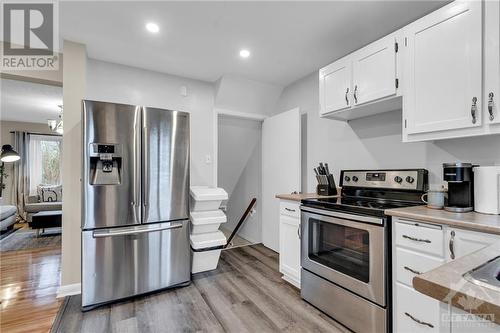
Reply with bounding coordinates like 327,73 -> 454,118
146,22 -> 159,33
239,49 -> 250,58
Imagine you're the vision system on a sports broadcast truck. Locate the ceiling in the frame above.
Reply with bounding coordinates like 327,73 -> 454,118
60,1 -> 448,86
0,79 -> 62,124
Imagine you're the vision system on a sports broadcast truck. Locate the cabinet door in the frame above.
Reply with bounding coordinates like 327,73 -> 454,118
319,56 -> 351,115
485,0 -> 500,124
446,228 -> 498,261
279,214 -> 301,286
405,1 -> 482,134
352,33 -> 397,106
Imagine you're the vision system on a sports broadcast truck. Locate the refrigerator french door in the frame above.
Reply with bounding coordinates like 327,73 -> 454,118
82,100 -> 190,309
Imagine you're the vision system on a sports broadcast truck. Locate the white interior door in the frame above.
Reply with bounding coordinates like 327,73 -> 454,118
262,108 -> 301,252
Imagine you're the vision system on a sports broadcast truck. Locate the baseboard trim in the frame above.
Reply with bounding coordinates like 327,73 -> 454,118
57,283 -> 81,298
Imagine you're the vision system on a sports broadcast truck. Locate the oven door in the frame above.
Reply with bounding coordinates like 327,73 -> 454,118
301,207 -> 386,306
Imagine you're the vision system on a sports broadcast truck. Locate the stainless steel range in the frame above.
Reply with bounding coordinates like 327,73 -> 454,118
300,169 -> 428,333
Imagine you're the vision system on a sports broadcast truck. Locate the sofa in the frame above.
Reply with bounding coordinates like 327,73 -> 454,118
24,185 -> 62,222
1,205 -> 17,231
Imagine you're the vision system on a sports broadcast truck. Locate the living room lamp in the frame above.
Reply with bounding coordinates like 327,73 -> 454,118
0,145 -> 20,163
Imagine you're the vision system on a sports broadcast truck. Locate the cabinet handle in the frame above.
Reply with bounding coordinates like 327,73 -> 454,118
471,97 -> 478,124
297,225 -> 301,239
403,266 -> 422,275
449,230 -> 455,260
488,92 -> 495,121
353,85 -> 358,104
345,88 -> 350,105
402,234 -> 431,243
285,208 -> 296,212
404,312 -> 434,328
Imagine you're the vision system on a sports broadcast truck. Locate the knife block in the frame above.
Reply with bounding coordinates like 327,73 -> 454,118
316,174 -> 337,196
317,184 -> 336,196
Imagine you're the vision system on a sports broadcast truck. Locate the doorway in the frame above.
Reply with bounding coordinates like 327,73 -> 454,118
216,113 -> 263,248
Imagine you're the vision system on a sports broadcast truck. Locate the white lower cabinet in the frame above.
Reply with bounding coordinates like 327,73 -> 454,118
445,227 -> 499,261
395,283 -> 449,333
393,218 -> 449,333
392,217 -> 500,332
278,200 -> 301,288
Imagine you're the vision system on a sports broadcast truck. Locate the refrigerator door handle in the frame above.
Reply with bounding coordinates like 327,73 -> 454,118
133,108 -> 142,224
92,222 -> 183,238
142,124 -> 150,221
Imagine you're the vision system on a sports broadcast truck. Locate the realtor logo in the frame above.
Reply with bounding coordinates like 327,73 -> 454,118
1,1 -> 59,70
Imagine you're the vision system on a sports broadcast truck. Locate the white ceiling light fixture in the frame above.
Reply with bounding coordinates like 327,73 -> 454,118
239,49 -> 250,58
146,22 -> 159,33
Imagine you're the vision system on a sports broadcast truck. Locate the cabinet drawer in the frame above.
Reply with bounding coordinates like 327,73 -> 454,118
395,221 -> 444,257
395,247 -> 444,287
280,201 -> 300,218
395,283 -> 444,333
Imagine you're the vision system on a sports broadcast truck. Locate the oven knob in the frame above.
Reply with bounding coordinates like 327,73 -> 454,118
352,176 -> 358,182
344,176 -> 351,182
394,176 -> 403,183
406,176 -> 415,184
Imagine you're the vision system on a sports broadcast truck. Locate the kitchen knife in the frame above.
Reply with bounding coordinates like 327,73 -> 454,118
319,163 -> 326,175
314,168 -> 319,176
325,163 -> 331,176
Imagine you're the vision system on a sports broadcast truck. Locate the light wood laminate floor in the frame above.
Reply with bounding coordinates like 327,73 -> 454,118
52,244 -> 347,333
1,245 -> 62,333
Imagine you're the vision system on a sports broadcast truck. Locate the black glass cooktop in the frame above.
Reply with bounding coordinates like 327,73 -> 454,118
301,196 -> 424,218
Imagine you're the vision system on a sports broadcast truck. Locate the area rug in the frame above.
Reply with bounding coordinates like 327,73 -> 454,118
0,227 -> 61,251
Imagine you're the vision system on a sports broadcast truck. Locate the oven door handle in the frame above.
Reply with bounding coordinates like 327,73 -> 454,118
300,206 -> 383,225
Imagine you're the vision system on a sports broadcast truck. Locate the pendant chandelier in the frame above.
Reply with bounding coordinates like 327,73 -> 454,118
48,105 -> 63,134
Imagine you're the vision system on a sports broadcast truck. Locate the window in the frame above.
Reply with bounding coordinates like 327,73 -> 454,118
28,134 -> 62,195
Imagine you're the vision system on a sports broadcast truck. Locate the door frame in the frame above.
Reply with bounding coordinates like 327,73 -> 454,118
212,108 -> 267,187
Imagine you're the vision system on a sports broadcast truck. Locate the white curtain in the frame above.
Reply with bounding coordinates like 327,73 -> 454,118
12,131 -> 29,219
28,134 -> 62,195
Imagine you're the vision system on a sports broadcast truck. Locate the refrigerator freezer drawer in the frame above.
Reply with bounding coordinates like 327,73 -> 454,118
82,220 -> 190,308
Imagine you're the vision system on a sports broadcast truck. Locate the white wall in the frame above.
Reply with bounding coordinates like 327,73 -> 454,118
275,71 -> 500,192
217,115 -> 262,243
215,74 -> 282,116
86,58 -> 215,186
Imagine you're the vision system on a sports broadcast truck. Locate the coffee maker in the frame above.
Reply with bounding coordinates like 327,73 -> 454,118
443,163 -> 474,212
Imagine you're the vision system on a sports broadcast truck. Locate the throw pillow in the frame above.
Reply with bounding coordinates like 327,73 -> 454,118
37,185 -> 62,202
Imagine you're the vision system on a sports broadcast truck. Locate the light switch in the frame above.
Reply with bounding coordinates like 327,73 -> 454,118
180,86 -> 187,97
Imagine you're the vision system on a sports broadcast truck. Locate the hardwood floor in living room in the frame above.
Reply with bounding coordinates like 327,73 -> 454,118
0,243 -> 62,333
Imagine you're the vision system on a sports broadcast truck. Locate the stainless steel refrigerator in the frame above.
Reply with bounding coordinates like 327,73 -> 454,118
81,100 -> 190,309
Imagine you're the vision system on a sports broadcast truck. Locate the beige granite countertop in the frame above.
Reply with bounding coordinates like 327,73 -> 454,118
385,205 -> 500,235
275,192 -> 339,202
413,241 -> 500,325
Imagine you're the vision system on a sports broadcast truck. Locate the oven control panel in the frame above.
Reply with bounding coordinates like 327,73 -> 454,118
340,169 -> 428,191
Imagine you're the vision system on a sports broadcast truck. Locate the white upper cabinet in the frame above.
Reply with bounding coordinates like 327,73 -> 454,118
319,32 -> 400,119
352,33 -> 398,106
404,1 -> 482,135
319,56 -> 351,115
485,0 -> 500,125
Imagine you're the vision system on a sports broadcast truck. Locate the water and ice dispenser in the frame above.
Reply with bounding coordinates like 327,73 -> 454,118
89,143 -> 122,185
